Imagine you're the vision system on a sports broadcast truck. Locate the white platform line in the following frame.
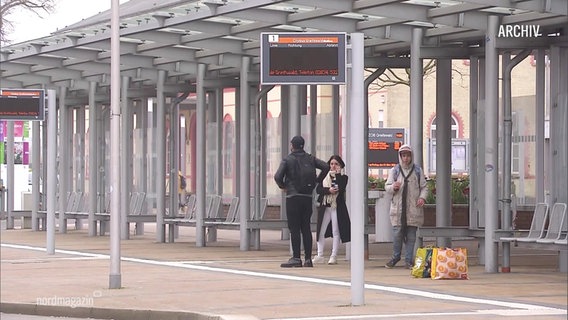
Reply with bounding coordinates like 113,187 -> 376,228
267,308 -> 568,320
2,243 -> 566,317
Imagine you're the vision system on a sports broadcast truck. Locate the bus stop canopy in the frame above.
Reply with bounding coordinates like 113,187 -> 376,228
1,0 -> 566,95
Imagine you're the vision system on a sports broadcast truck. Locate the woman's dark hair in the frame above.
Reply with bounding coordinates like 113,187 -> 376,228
327,154 -> 345,168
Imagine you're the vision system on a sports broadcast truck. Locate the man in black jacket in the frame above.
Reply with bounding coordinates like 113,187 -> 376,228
274,135 -> 329,268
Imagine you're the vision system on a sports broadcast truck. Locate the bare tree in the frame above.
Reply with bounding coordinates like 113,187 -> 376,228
367,59 -> 468,91
366,59 -> 437,90
1,0 -> 55,45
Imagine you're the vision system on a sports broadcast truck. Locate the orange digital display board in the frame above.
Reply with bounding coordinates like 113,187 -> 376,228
260,32 -> 346,84
368,128 -> 405,168
0,89 -> 45,121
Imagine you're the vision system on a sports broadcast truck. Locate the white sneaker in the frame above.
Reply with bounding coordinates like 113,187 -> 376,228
328,256 -> 337,265
313,255 -> 325,264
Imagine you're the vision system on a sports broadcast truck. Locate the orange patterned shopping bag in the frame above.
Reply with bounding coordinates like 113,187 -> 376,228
430,247 -> 469,280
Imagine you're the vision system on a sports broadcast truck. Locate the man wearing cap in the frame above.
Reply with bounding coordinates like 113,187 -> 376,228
274,135 -> 329,268
384,144 -> 428,269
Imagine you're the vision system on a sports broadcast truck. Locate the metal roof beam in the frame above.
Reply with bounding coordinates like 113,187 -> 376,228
17,56 -> 64,67
140,47 -> 198,62
357,18 -> 411,29
439,30 -> 486,43
8,73 -> 51,86
502,12 -> 566,25
288,8 -> 346,23
353,0 -> 405,10
126,30 -> 182,44
420,46 -> 485,59
426,26 -> 472,37
0,79 -> 23,88
97,54 -> 156,69
231,21 -> 279,35
355,2 -> 429,22
168,20 -> 232,37
184,38 -> 244,54
222,7 -> 288,23
361,24 -> 416,43
460,0 -> 567,15
0,62 -> 31,75
291,16 -> 358,32
31,65 -> 78,76
136,41 -> 178,53
158,61 -> 199,75
288,0 -> 353,11
50,47 -> 102,60
83,41 -> 139,53
428,3 -> 492,18
496,34 -> 568,49
364,56 -> 410,68
52,79 -> 90,91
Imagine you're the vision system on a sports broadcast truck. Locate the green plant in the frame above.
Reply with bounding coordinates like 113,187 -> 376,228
368,175 -> 386,190
424,176 -> 470,205
425,179 -> 436,204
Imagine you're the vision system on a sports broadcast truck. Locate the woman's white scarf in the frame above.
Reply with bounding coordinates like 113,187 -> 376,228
322,171 -> 338,208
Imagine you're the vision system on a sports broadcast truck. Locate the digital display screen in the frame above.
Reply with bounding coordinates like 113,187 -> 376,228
260,33 -> 346,84
368,128 -> 405,168
0,89 -> 45,121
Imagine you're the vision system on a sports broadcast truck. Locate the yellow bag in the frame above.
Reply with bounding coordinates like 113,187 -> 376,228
411,247 -> 433,278
430,247 -> 469,280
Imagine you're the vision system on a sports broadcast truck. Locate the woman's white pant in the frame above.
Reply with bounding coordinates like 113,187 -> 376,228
317,206 -> 340,257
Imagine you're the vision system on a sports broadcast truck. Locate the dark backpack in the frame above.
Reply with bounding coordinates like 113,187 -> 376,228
180,175 -> 187,190
288,153 -> 317,194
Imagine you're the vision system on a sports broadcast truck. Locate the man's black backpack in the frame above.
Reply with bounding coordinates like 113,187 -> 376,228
180,175 -> 187,190
288,153 -> 317,194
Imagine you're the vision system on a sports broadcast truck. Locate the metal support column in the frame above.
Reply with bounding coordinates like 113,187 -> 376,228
502,50 -> 531,272
6,122 -> 14,229
289,85 -> 301,136
156,70 -> 167,243
332,86 -> 340,155
280,86 -> 289,240
58,87 -> 68,233
477,58 -> 487,264
32,110 -> 41,231
410,27 -> 424,167
535,49 -> 546,203
348,32 -> 365,306
196,63 -> 207,247
309,85 -> 317,157
120,76 -> 131,239
469,57 -> 479,230
435,58 -> 452,249
238,57 -> 251,251
46,89 -> 57,254
88,82 -> 98,236
484,15 -> 500,273
109,0 -> 122,289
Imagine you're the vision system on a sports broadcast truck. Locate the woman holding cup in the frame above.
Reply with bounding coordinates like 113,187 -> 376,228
313,155 -> 351,265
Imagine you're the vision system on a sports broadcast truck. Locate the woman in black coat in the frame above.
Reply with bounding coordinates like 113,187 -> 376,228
313,155 -> 351,265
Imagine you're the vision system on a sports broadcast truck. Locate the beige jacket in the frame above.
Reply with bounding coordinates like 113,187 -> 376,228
385,145 -> 428,227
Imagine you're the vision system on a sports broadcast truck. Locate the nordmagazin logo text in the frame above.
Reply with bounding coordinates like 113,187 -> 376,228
498,24 -> 543,38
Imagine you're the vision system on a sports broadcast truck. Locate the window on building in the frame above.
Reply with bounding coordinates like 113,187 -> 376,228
430,115 -> 458,139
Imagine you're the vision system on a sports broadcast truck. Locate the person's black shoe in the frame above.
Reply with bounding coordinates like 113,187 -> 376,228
281,257 -> 302,268
303,259 -> 313,267
385,259 -> 399,269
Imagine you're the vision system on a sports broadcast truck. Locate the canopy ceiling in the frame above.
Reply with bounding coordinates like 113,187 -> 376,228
1,0 -> 567,100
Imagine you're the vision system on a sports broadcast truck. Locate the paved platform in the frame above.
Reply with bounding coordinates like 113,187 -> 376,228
1,221 -> 567,320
